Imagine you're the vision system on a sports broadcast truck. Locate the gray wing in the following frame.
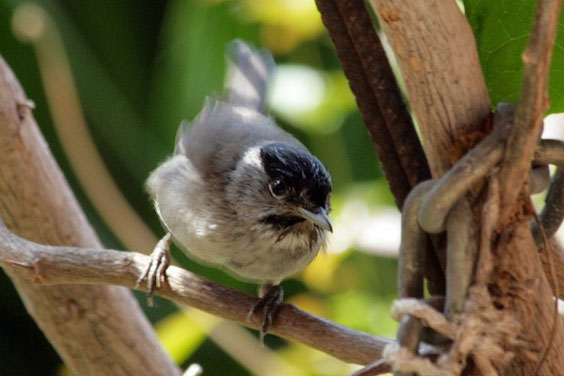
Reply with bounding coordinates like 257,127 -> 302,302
176,100 -> 302,177
174,41 -> 303,177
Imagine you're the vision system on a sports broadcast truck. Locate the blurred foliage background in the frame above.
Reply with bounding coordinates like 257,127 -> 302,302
0,1 -> 399,375
1,0 -> 564,375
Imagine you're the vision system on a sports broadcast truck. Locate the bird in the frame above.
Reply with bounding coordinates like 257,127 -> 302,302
138,40 -> 333,341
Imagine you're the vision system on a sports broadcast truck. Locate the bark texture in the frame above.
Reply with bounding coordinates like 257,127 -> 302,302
370,0 -> 491,176
0,55 -> 180,376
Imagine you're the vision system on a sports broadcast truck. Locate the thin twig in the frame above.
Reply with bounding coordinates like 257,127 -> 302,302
0,225 -> 393,365
498,0 -> 563,225
418,103 -> 514,234
444,201 -> 477,321
399,180 -> 435,298
539,238 -> 564,299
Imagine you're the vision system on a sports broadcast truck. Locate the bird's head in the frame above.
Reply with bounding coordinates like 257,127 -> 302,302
226,142 -> 333,236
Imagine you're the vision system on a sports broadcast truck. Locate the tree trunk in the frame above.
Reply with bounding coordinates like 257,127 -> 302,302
0,55 -> 180,375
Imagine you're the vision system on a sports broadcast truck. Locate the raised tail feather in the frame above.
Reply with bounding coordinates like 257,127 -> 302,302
224,39 -> 275,114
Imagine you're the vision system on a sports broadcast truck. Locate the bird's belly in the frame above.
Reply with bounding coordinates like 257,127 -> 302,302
159,196 -> 324,283
224,231 -> 323,283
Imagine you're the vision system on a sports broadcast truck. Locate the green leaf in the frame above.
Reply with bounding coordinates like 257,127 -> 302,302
464,0 -> 564,113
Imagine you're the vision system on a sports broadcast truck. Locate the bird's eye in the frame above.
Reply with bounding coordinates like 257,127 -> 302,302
268,178 -> 286,199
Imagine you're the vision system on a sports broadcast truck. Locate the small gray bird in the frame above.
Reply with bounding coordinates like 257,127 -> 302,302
138,40 -> 333,340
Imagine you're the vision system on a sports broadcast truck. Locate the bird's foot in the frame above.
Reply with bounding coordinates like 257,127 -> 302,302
247,284 -> 284,343
136,232 -> 172,306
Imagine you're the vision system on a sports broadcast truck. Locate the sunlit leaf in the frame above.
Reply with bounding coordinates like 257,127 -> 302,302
465,0 -> 564,113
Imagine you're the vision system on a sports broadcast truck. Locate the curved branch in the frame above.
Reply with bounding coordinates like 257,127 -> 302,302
0,225 -> 393,366
418,104 -> 514,234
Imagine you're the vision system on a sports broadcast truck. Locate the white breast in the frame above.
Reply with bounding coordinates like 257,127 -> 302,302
147,155 -> 233,265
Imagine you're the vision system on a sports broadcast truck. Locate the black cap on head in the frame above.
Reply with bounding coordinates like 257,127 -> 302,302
260,143 -> 332,208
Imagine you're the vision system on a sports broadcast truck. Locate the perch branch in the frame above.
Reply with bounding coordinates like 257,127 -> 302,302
498,0 -> 563,225
0,225 -> 394,366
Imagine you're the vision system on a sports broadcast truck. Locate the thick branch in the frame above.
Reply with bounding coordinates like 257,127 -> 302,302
539,238 -> 564,300
315,0 -> 431,209
370,0 -> 491,176
315,0 -> 445,296
0,225 -> 393,366
498,0 -> 563,225
0,54 -> 179,375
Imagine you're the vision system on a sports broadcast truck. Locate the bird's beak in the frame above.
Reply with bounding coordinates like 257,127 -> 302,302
296,207 -> 333,232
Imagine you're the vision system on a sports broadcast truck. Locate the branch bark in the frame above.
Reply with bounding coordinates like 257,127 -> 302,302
315,0 -> 431,209
498,0 -> 563,225
369,0 -> 491,176
315,0 -> 445,297
0,54 -> 180,375
0,224 -> 394,366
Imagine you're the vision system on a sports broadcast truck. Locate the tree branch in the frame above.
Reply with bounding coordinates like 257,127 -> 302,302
498,0 -> 563,225
369,0 -> 492,177
315,0 -> 445,296
0,224 -> 394,366
315,0 -> 431,208
369,1 -> 564,374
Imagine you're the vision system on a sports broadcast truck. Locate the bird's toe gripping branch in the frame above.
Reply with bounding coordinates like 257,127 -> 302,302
247,283 -> 284,344
387,103 -> 564,374
136,232 -> 172,307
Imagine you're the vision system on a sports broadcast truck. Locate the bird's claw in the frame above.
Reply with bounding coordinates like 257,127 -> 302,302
136,233 -> 172,306
247,284 -> 284,343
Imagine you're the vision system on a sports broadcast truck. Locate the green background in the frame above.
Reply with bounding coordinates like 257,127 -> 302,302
1,0 -> 562,375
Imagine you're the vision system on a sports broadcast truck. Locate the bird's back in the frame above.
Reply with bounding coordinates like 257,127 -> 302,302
175,40 -> 303,178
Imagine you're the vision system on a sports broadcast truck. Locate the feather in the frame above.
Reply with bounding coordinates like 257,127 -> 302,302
224,39 -> 275,113
175,100 -> 302,178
